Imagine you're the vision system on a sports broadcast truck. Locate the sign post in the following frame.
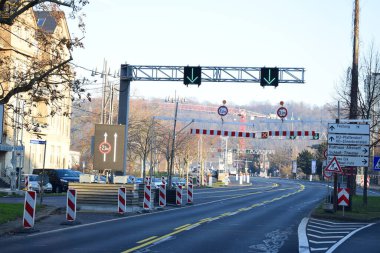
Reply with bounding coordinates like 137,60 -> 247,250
30,139 -> 46,205
327,122 -> 370,211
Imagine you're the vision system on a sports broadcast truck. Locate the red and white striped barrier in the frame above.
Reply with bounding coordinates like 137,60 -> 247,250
203,175 -> 207,186
196,176 -> 200,187
143,184 -> 151,210
66,189 -> 77,221
23,190 -> 36,229
144,176 -> 150,185
190,128 -> 317,139
187,181 -> 193,204
176,185 -> 182,206
24,175 -> 29,190
159,177 -> 166,207
118,187 -> 127,214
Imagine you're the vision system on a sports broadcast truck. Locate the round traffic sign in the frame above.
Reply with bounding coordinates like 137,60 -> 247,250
99,141 -> 111,154
218,105 -> 228,116
277,107 -> 288,119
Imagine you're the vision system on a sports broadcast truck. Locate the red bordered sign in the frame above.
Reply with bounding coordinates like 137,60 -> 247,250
99,141 -> 111,154
277,107 -> 288,119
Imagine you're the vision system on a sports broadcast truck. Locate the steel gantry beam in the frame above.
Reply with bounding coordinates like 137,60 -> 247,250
118,64 -> 305,176
120,65 -> 305,83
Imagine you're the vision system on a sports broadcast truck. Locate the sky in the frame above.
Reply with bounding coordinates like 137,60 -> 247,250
68,0 -> 380,107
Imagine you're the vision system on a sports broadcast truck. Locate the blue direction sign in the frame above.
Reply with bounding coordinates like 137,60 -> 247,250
374,156 -> 380,171
30,140 -> 46,144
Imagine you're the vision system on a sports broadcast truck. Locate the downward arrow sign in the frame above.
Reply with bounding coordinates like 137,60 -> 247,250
186,68 -> 199,83
264,69 -> 276,84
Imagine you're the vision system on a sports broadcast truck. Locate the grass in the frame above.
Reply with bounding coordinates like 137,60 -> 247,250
0,203 -> 47,224
312,195 -> 380,221
0,203 -> 24,224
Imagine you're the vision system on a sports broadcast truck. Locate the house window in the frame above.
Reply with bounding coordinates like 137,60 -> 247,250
37,18 -> 45,27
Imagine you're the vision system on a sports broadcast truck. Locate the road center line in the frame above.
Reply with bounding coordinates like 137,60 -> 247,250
122,183 -> 305,253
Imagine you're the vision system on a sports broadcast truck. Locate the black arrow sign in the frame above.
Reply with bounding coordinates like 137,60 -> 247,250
329,125 -> 335,131
362,159 -> 367,164
329,136 -> 334,142
363,148 -> 368,154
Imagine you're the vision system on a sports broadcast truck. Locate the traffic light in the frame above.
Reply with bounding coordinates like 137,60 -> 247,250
184,66 -> 202,86
260,67 -> 279,87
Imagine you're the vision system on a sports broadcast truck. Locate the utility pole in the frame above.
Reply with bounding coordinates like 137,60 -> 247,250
168,100 -> 179,188
348,0 -> 360,208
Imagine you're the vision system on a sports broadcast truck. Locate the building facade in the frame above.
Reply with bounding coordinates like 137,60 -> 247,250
0,9 -> 72,182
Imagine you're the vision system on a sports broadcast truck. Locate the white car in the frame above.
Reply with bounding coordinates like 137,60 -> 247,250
23,174 -> 52,193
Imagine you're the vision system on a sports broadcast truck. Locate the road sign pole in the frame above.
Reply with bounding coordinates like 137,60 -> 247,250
118,65 -> 132,176
333,173 -> 338,212
40,141 -> 46,205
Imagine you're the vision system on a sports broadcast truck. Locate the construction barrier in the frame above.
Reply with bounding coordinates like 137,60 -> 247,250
66,189 -> 77,221
25,175 -> 29,190
204,175 -> 207,186
23,190 -> 36,229
118,187 -> 127,214
159,177 -> 166,207
196,176 -> 200,187
235,174 -> 238,181
176,185 -> 182,206
246,173 -> 250,184
239,173 -> 243,185
143,184 -> 151,210
187,180 -> 193,204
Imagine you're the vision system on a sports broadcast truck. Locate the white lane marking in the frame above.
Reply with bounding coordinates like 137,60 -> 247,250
298,218 -> 310,253
307,228 -> 348,234
309,221 -> 363,228
310,247 -> 329,251
308,224 -> 359,230
326,223 -> 375,253
308,234 -> 344,239
310,218 -> 369,225
309,240 -> 337,244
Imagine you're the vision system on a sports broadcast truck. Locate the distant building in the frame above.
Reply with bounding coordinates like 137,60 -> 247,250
0,9 -> 72,181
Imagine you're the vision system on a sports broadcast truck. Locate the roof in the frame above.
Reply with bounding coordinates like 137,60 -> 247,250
34,11 -> 60,33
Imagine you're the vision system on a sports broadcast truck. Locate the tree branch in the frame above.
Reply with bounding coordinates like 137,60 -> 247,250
0,56 -> 72,104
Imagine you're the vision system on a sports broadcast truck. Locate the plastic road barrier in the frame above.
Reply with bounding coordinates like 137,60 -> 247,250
176,185 -> 183,206
118,187 -> 127,214
159,178 -> 166,207
143,184 -> 151,210
23,190 -> 36,228
187,181 -> 193,204
196,176 -> 200,187
66,189 -> 77,221
25,175 -> 29,190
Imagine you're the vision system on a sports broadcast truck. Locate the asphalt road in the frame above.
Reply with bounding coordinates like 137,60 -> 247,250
0,178 -> 328,253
